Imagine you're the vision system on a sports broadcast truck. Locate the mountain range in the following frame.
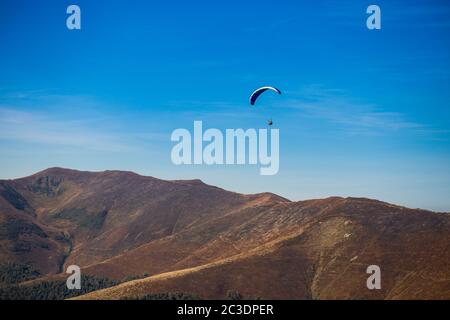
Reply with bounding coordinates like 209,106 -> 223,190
0,167 -> 449,299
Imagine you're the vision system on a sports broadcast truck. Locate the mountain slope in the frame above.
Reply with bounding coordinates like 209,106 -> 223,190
1,168 -> 449,299
0,168 -> 287,274
75,197 -> 450,300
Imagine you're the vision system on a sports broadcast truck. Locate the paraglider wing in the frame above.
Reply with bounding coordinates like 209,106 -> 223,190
249,86 -> 281,105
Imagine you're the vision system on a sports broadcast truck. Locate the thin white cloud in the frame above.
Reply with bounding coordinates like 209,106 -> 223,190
280,85 -> 448,138
0,107 -> 130,151
0,93 -> 165,151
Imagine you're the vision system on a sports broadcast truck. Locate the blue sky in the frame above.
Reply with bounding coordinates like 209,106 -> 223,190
0,0 -> 449,211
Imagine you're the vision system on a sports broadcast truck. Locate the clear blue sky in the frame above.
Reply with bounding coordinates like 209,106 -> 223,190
0,0 -> 449,211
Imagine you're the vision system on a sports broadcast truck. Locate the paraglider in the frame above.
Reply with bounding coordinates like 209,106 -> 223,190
249,86 -> 281,126
249,86 -> 281,106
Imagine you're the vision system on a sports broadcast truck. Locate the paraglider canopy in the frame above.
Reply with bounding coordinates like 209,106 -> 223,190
249,86 -> 281,106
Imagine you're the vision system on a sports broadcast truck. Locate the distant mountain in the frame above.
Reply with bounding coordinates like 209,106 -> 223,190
0,168 -> 449,299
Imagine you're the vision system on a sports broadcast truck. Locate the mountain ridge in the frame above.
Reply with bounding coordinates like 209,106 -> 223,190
0,167 -> 449,299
